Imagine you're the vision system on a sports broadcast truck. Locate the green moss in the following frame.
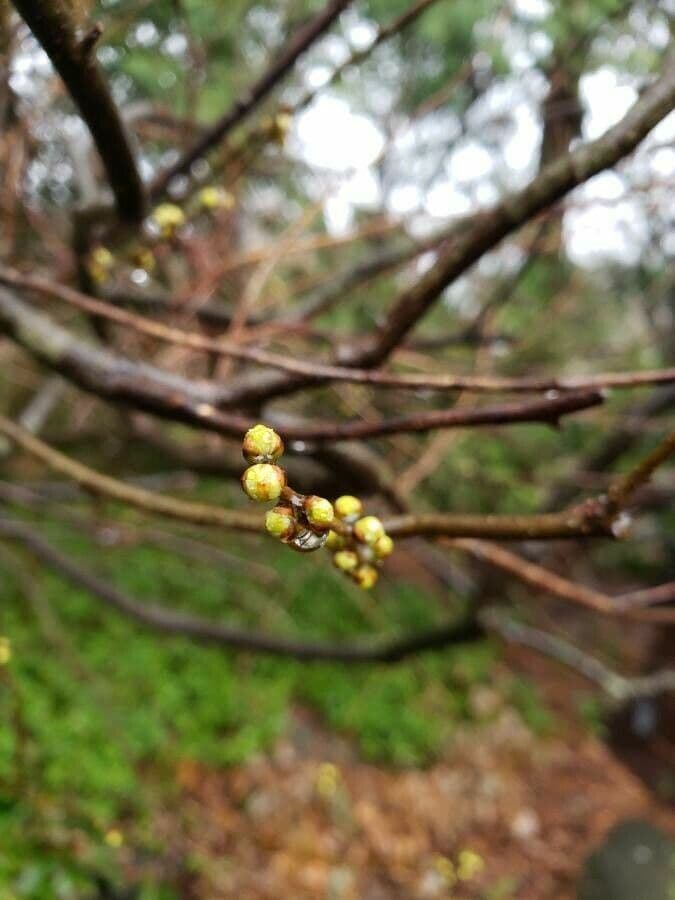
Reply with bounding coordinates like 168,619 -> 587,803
0,515 -> 503,893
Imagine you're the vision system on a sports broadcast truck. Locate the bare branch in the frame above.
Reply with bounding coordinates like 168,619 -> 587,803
150,0 -> 353,200
0,375 -> 65,457
606,430 -> 675,511
361,54 -> 675,363
11,0 -> 146,221
0,413 -> 262,533
384,503 -> 613,540
0,286 -> 603,441
485,610 -> 675,700
299,0 -> 442,116
547,386 -> 675,509
452,538 -> 675,623
0,413 -> 616,543
0,517 -> 482,662
6,267 -> 674,395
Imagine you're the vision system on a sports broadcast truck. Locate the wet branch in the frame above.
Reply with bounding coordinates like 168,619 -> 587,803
4,266 -> 675,395
0,517 -> 482,662
150,0 -> 352,200
11,0 -> 146,222
363,54 -> 675,363
0,286 -> 603,441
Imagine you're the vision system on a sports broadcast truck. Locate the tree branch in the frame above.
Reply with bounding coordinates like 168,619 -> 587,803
383,502 -> 613,540
546,386 -> 675,509
451,538 -> 675,623
11,0 -> 146,222
0,413 -> 262,532
0,286 -> 603,441
6,267 -> 674,395
149,0 -> 352,200
606,430 -> 675,512
0,517 -> 482,662
360,54 -> 675,364
0,413 -> 618,543
485,610 -> 675,701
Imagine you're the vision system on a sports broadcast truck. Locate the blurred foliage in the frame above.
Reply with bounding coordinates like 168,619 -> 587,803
1,0 -> 673,894
0,515 -> 508,896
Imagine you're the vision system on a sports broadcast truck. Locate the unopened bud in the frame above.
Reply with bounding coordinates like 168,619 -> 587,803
131,247 -> 156,273
242,423 -> 284,464
88,246 -> 114,284
265,505 -> 296,541
151,203 -> 186,238
334,495 -> 362,521
304,495 -> 334,530
373,534 -> 394,559
353,564 -> 379,590
241,463 -> 286,502
270,111 -> 292,146
333,550 -> 359,572
0,636 -> 11,665
325,529 -> 345,551
198,186 -> 235,211
353,516 -> 385,546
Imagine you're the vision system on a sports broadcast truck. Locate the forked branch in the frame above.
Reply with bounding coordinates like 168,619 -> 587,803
11,0 -> 145,221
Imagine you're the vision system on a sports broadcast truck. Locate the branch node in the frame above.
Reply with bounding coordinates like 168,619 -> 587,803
78,22 -> 103,56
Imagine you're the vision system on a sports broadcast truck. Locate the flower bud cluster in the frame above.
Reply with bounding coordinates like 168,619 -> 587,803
85,188 -> 237,291
240,425 -> 394,589
241,424 -> 332,554
151,202 -> 186,240
87,246 -> 114,285
327,499 -> 393,590
149,186 -> 235,243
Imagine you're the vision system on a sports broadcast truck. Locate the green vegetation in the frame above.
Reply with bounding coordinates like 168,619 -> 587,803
0,509 -> 504,897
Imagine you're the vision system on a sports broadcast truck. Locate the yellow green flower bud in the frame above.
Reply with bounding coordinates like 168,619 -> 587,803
241,463 -> 286,502
198,186 -> 235,211
242,423 -> 284,464
270,111 -> 292,146
373,534 -> 394,559
353,515 -> 385,546
151,203 -> 185,238
0,636 -> 11,665
334,495 -> 362,520
87,246 -> 114,284
315,762 -> 339,799
131,247 -> 156,273
104,829 -> 124,848
353,564 -> 379,590
265,505 -> 296,541
304,495 -> 334,530
333,550 -> 358,573
457,849 -> 484,881
325,529 -> 345,551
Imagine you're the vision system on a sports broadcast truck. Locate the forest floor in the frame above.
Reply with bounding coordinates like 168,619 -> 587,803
3,521 -> 673,899
143,646 -> 675,900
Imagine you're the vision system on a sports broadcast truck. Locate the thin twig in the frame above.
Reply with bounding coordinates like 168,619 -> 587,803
0,286 -> 604,441
0,413 -> 262,532
484,610 -> 675,700
606,430 -> 675,511
150,0 -> 352,200
6,267 -> 675,394
0,517 -> 481,662
451,538 -> 675,623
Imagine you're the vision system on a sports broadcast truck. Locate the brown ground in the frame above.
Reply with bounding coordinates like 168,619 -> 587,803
144,649 -> 674,900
